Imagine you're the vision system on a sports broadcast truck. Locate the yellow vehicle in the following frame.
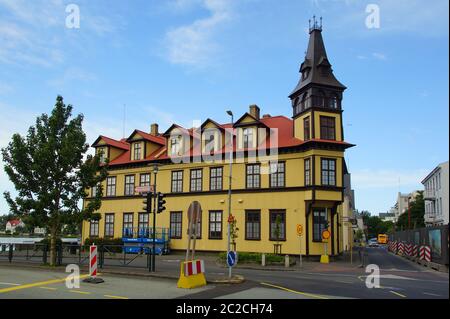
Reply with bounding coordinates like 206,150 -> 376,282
378,234 -> 388,245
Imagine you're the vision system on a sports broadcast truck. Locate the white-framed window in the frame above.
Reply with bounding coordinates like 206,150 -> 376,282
97,147 -> 107,163
106,176 -> 116,197
171,136 -> 181,155
243,128 -> 253,149
133,142 -> 142,160
190,169 -> 202,192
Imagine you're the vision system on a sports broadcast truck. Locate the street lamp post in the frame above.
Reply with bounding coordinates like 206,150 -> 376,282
226,110 -> 233,279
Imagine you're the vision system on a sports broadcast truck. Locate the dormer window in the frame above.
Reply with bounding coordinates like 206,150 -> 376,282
171,136 -> 181,155
204,130 -> 215,152
97,147 -> 107,164
243,128 -> 253,149
133,142 -> 142,160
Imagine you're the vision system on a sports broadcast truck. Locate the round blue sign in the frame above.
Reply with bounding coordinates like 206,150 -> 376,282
227,251 -> 237,267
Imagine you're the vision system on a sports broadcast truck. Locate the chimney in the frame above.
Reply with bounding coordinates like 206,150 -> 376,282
262,114 -> 271,119
249,104 -> 260,120
150,123 -> 159,135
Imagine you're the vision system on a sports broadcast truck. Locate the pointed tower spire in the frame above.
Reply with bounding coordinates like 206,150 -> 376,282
290,18 -> 346,118
290,18 -> 345,100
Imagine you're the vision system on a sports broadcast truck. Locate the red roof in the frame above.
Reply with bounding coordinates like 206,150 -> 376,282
129,130 -> 166,145
7,219 -> 22,226
93,136 -> 130,151
104,115 -> 353,166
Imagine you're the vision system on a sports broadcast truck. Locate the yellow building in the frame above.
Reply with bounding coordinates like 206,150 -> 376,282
82,22 -> 355,258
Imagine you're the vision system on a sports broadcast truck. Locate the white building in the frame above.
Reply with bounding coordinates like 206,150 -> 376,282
5,219 -> 25,233
379,212 -> 396,223
422,161 -> 449,226
392,191 -> 421,222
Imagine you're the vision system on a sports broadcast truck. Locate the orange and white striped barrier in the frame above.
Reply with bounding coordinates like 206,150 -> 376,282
419,245 -> 431,262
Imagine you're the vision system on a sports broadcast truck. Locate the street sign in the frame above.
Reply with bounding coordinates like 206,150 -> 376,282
296,224 -> 303,236
135,185 -> 153,194
322,229 -> 331,240
227,251 -> 237,267
187,201 -> 202,224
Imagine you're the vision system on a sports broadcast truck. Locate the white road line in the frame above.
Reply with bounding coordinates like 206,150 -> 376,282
423,292 -> 441,297
0,282 -> 21,286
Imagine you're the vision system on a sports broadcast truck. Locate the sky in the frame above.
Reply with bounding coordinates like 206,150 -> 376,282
0,0 -> 448,216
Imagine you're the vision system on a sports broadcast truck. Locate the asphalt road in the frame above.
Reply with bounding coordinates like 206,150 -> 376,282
0,246 -> 448,299
187,246 -> 449,299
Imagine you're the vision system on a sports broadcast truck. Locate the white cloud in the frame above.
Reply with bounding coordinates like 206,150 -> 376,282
0,0 -> 120,68
164,0 -> 233,67
310,0 -> 449,37
372,52 -> 387,60
47,67 -> 97,88
352,168 -> 429,189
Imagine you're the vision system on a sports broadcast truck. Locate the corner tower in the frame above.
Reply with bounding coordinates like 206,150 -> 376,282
291,17 -> 346,142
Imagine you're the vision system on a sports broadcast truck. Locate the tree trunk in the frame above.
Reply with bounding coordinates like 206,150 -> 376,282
50,227 -> 57,266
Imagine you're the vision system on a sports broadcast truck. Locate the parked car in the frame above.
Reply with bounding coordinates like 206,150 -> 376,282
368,238 -> 379,247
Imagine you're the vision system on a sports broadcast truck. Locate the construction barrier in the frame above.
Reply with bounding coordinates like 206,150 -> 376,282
405,243 -> 412,257
419,246 -> 432,262
83,244 -> 104,284
412,245 -> 419,258
177,259 -> 207,289
397,242 -> 405,256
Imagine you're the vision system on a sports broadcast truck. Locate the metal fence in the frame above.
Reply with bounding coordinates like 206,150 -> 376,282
389,225 -> 449,265
0,243 -> 155,270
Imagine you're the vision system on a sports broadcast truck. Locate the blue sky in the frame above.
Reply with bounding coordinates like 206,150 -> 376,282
0,0 -> 448,216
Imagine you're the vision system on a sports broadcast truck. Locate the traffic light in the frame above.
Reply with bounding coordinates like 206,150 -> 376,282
157,192 -> 166,214
143,192 -> 152,213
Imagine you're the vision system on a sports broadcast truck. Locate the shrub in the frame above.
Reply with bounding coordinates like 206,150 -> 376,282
218,252 -> 284,264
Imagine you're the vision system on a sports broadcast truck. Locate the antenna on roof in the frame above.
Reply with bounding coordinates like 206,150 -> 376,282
123,104 -> 126,139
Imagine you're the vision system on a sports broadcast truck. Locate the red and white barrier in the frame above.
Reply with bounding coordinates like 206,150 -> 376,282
419,246 -> 432,262
405,243 -> 412,256
412,245 -> 419,258
89,244 -> 98,278
397,242 -> 405,255
184,259 -> 205,276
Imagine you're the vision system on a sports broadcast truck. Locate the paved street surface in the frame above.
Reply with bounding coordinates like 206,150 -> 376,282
0,246 -> 448,299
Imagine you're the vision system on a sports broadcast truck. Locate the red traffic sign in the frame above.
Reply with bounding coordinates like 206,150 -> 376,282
135,185 -> 154,194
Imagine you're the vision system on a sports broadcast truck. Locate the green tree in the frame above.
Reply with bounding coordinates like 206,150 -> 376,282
396,192 -> 424,230
1,96 -> 108,266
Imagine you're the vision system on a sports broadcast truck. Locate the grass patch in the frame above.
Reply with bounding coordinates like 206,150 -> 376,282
218,252 -> 284,264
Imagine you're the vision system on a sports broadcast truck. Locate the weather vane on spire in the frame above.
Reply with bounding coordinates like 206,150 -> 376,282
309,15 -> 323,33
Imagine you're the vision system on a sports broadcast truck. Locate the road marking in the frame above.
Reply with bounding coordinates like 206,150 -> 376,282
40,287 -> 57,291
423,292 -> 441,297
0,274 -> 90,294
104,294 -> 129,299
0,282 -> 21,286
390,290 -> 407,298
260,282 -> 328,299
70,290 -> 91,295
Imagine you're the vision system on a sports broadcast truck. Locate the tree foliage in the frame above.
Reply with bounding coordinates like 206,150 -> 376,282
1,96 -> 108,265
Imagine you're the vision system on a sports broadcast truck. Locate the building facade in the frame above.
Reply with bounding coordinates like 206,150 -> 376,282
392,191 -> 421,222
422,161 -> 449,226
82,22 -> 355,257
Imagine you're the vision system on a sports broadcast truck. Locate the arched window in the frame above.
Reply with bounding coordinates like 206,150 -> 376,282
318,91 -> 326,107
301,93 -> 308,111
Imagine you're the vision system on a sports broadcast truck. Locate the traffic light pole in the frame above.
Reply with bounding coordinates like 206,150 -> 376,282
152,171 -> 158,272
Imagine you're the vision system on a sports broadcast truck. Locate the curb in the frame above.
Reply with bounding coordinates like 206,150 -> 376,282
0,261 -> 246,285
